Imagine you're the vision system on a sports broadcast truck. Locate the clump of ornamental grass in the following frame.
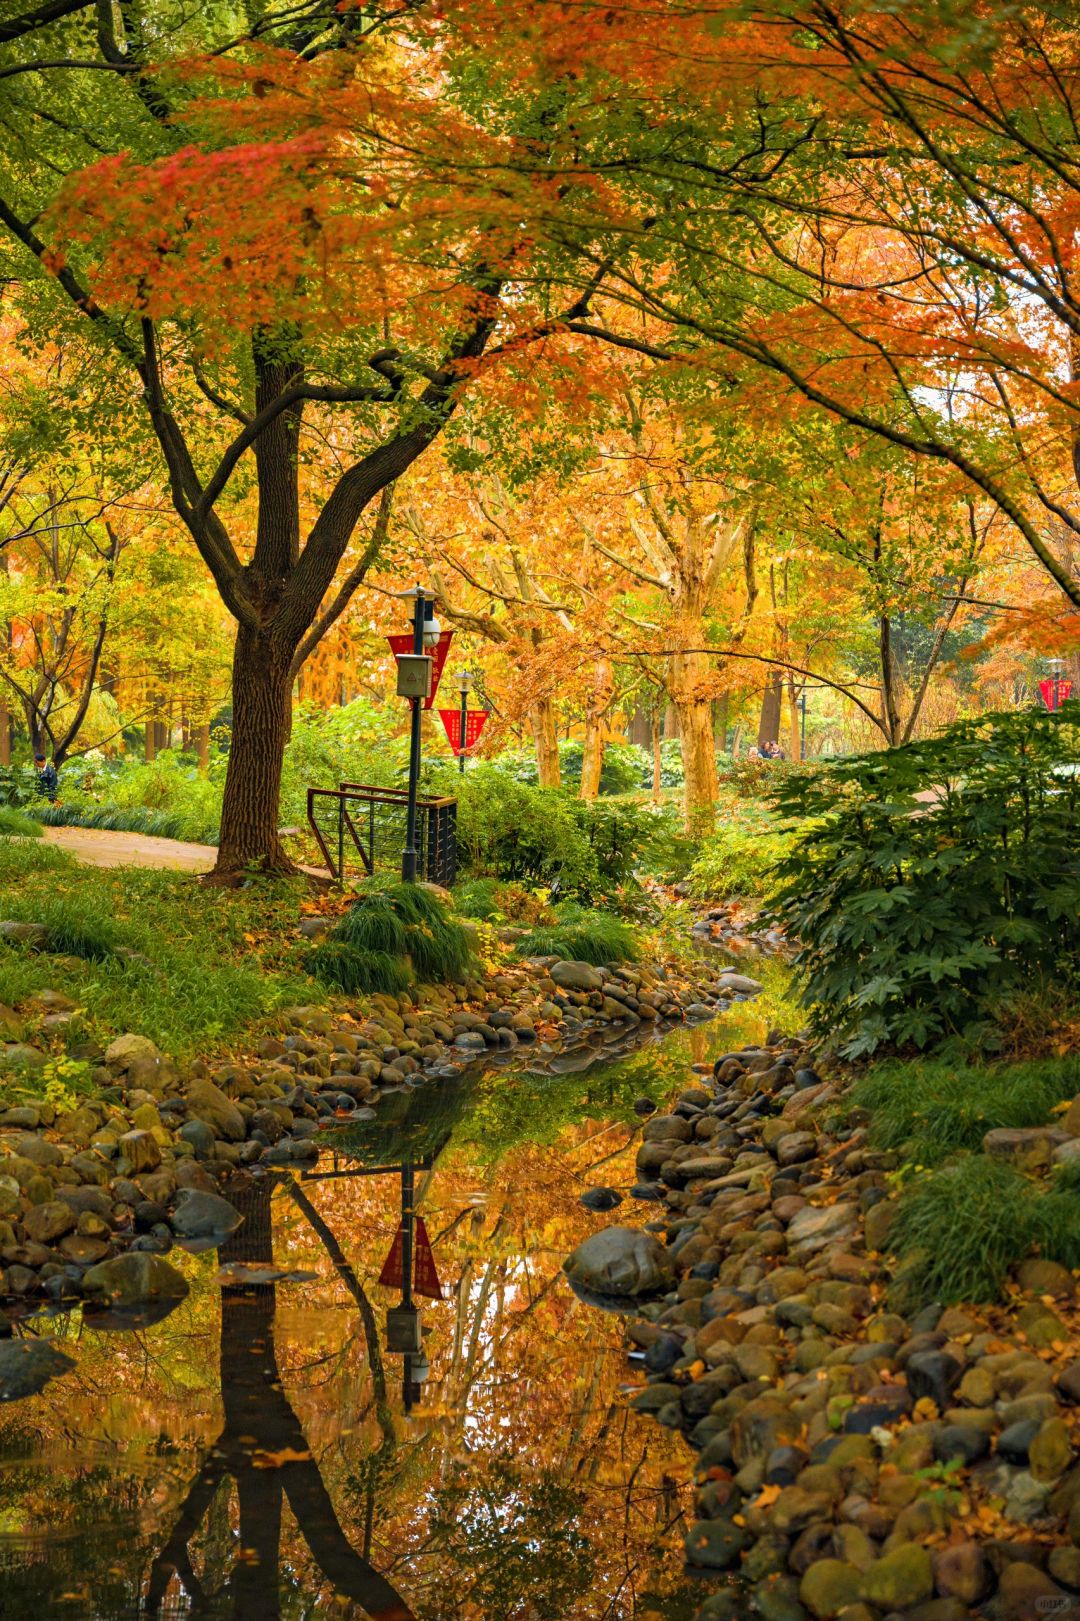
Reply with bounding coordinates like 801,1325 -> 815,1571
889,1154 -> 1080,1311
0,806 -> 42,838
852,1054 -> 1080,1166
514,903 -> 640,967
309,882 -> 474,992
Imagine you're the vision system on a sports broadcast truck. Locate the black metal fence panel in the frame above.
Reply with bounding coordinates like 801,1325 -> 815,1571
307,784 -> 457,887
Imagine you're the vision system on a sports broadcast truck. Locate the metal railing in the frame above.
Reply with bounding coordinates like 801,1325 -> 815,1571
307,783 -> 457,887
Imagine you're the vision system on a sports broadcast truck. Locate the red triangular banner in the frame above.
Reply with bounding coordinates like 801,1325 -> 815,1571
377,1215 -> 443,1300
387,629 -> 454,709
437,708 -> 489,755
1039,677 -> 1073,712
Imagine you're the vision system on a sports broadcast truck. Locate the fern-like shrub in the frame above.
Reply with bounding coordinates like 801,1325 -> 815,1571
765,707 -> 1080,1056
514,904 -> 640,966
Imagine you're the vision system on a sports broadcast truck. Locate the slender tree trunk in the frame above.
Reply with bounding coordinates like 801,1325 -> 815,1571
579,656 -> 613,801
529,697 -> 561,789
216,627 -> 295,877
787,677 -> 801,761
713,692 -> 729,752
651,707 -> 662,804
757,673 -> 782,750
628,704 -> 651,748
663,700 -> 680,738
670,649 -> 718,834
144,720 -> 156,762
0,698 -> 8,767
196,722 -> 211,776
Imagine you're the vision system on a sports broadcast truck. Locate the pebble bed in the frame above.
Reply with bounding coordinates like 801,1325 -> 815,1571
564,1039 -> 1080,1621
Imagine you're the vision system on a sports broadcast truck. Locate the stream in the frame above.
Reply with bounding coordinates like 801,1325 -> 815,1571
0,985 -> 782,1621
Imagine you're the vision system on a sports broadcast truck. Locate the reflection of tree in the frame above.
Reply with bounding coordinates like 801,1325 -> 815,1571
146,1181 -> 415,1621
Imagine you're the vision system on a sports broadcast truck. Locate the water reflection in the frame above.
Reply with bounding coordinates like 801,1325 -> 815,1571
0,1004 -> 776,1618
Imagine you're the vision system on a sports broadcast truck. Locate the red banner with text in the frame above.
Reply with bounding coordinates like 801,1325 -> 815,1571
377,1215 -> 443,1300
438,708 -> 489,754
1039,677 -> 1073,712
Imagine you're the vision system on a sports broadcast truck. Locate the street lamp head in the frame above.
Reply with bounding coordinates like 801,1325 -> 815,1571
422,603 -> 442,649
456,669 -> 475,693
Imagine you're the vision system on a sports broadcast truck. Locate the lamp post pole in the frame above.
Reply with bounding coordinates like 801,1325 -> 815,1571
456,670 -> 474,776
402,591 -> 427,883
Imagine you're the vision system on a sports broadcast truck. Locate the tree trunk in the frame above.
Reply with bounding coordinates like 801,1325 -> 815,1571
628,704 -> 652,748
651,707 -> 662,804
663,701 -> 680,738
196,722 -> 211,776
144,720 -> 156,762
529,697 -> 561,789
670,649 -> 717,834
215,627 -> 295,878
757,673 -> 782,749
713,692 -> 729,752
787,678 -> 801,762
580,657 -> 613,801
0,697 -> 8,767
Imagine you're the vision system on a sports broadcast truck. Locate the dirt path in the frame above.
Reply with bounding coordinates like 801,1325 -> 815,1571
41,824 -> 218,873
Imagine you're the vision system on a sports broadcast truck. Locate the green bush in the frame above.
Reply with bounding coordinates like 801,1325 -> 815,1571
852,1055 -> 1080,1165
492,739 -> 650,795
0,806 -> 42,838
514,903 -> 640,965
890,1155 -> 1080,1309
452,877 -> 503,919
766,707 -> 1080,1056
444,764 -> 655,899
687,804 -> 794,899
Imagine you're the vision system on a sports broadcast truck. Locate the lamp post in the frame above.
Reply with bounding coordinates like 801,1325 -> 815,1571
455,670 -> 474,775
1050,657 -> 1065,713
395,586 -> 441,883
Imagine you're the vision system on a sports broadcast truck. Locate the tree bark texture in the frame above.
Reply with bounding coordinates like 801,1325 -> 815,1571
579,656 -> 614,800
216,629 -> 295,875
757,674 -> 782,749
671,648 -> 718,834
530,696 -> 561,789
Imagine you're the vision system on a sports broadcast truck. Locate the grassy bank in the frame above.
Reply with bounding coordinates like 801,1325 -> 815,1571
0,839 -> 320,1060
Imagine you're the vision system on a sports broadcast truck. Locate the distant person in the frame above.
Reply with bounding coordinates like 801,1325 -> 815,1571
747,745 -> 761,759
34,750 -> 57,801
762,740 -> 785,761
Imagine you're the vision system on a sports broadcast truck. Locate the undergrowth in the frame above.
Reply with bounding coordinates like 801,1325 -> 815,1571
852,1054 -> 1080,1166
0,806 -> 42,839
514,903 -> 640,966
890,1155 -> 1080,1310
308,882 -> 474,993
0,840 -> 317,1057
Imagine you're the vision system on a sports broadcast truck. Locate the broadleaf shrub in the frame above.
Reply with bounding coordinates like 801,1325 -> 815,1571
765,707 -> 1080,1056
687,803 -> 794,899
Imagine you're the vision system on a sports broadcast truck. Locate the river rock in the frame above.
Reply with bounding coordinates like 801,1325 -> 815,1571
799,1559 -> 862,1618
983,1126 -> 1069,1172
0,1338 -> 75,1400
185,1077 -> 245,1142
579,1187 -> 622,1211
933,1542 -> 991,1605
0,921 -> 48,948
860,1544 -> 933,1609
563,1227 -> 675,1310
550,961 -> 604,993
169,1189 -> 244,1243
684,1518 -> 750,1571
21,1199 -> 76,1244
82,1251 -> 189,1309
998,1561 -> 1067,1619
104,1033 -> 161,1071
786,1203 -> 858,1253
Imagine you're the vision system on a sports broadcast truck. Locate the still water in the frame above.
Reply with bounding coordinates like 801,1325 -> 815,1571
0,996 -> 776,1621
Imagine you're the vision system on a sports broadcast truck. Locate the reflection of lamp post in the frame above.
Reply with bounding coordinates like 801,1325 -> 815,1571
394,588 -> 441,882
384,1159 -> 424,1410
455,670 -> 474,776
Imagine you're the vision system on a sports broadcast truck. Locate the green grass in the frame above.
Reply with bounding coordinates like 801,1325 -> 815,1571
851,1054 -> 1080,1166
514,904 -> 640,966
0,839 -> 320,1058
0,806 -> 43,838
304,940 -> 412,996
307,881 -> 474,994
890,1155 -> 1080,1310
